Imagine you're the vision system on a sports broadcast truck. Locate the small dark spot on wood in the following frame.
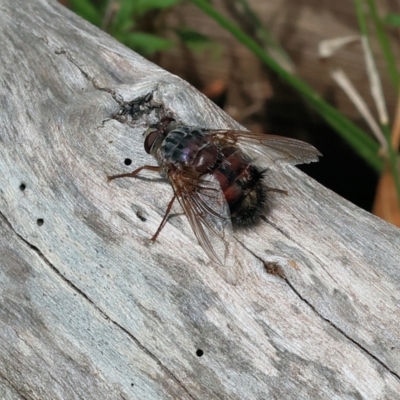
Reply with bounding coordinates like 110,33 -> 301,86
291,305 -> 301,315
136,211 -> 147,222
124,158 -> 132,166
19,183 -> 26,191
37,218 -> 44,226
131,383 -> 134,387
196,349 -> 204,357
264,262 -> 286,279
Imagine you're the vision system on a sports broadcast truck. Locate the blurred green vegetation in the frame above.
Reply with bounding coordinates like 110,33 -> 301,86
68,0 -> 178,54
384,13 -> 400,27
67,0 -> 217,56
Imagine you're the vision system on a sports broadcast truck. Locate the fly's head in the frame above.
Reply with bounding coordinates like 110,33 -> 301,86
143,117 -> 176,156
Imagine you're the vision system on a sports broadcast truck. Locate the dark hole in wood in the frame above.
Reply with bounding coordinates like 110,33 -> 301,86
136,211 -> 147,222
19,183 -> 26,191
264,262 -> 286,279
37,218 -> 44,226
124,158 -> 132,166
196,349 -> 204,357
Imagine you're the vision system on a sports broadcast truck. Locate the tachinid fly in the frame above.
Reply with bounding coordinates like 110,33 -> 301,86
108,118 -> 321,282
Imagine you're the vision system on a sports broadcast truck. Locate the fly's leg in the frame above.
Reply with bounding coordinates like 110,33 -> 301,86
108,166 -> 176,242
151,194 -> 177,242
107,165 -> 161,181
265,187 -> 288,195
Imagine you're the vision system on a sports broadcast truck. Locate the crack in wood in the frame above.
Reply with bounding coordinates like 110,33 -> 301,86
54,48 -> 165,124
0,369 -> 29,400
0,211 -> 197,400
284,278 -> 400,382
111,92 -> 163,124
237,232 -> 400,382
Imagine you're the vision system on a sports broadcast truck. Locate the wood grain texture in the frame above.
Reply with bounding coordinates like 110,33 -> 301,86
1,0 -> 400,399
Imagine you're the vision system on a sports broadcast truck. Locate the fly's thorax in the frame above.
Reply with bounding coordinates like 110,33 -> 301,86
159,126 -> 219,174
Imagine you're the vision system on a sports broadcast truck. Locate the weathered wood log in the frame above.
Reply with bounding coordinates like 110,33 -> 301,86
1,1 -> 400,399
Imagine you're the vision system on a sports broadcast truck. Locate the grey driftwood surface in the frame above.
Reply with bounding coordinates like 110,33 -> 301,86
1,0 -> 400,399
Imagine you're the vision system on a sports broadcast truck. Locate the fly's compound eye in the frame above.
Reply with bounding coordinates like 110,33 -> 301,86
144,130 -> 160,154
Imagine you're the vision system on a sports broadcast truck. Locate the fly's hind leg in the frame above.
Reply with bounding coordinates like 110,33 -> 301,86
265,186 -> 288,195
260,169 -> 287,195
150,194 -> 177,242
107,165 -> 161,181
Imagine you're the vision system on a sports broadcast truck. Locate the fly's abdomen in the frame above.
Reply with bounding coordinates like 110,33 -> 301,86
212,147 -> 266,226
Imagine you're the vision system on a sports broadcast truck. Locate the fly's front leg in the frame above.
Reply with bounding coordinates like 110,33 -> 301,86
107,165 -> 161,181
108,164 -> 174,242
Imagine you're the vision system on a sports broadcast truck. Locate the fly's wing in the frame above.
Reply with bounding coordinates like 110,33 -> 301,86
169,171 -> 242,284
207,129 -> 321,169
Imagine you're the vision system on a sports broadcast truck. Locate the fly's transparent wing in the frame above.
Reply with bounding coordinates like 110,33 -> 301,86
208,129 -> 321,169
169,171 -> 242,284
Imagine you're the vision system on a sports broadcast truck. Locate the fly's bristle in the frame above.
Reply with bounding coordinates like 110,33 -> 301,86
226,165 -> 270,226
230,180 -> 268,226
